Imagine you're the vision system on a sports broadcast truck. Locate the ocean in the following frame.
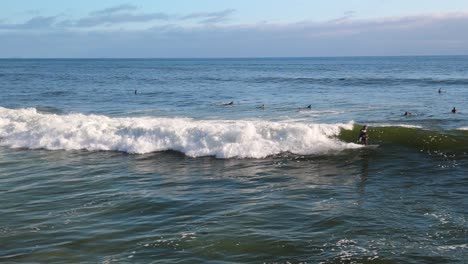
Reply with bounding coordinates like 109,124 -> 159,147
0,57 -> 467,263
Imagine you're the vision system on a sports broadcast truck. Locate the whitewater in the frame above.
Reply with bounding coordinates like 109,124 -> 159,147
0,107 -> 359,158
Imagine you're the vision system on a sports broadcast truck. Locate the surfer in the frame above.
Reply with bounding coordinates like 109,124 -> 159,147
451,107 -> 456,113
358,125 -> 369,145
298,104 -> 311,110
257,104 -> 265,109
134,89 -> 137,95
403,111 -> 412,116
438,88 -> 442,94
222,101 -> 234,106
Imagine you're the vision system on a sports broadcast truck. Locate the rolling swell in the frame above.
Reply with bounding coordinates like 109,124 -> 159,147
247,77 -> 468,87
180,76 -> 468,87
339,125 -> 468,153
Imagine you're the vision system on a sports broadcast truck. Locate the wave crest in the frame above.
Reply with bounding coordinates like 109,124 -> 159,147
0,107 -> 357,158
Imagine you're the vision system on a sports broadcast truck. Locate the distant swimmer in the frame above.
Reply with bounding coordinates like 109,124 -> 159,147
452,107 -> 457,113
134,89 -> 137,95
298,104 -> 312,110
403,111 -> 412,116
358,125 -> 369,145
296,104 -> 312,112
222,101 -> 234,106
257,104 -> 265,109
438,88 -> 442,94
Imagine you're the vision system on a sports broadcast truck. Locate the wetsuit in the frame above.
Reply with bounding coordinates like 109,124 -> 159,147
358,128 -> 368,144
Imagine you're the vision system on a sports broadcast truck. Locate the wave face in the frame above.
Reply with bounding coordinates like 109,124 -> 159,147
339,125 -> 468,153
0,107 -> 357,158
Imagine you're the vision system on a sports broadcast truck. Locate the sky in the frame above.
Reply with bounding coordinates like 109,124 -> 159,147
1,0 -> 468,57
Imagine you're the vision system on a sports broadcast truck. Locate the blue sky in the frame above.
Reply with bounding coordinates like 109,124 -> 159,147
1,1 -> 468,57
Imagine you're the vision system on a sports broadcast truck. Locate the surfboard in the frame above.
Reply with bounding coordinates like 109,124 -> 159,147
362,144 -> 380,149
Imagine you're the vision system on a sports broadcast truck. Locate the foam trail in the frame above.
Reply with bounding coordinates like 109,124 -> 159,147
372,123 -> 423,129
0,107 -> 358,158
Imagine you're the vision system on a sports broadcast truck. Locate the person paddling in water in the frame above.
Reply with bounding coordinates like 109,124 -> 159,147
358,125 -> 369,145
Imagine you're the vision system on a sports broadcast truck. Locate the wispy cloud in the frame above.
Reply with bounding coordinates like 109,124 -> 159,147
67,4 -> 172,28
0,4 -> 235,30
0,16 -> 57,29
90,4 -> 138,16
181,9 -> 235,24
72,12 -> 171,27
328,10 -> 356,23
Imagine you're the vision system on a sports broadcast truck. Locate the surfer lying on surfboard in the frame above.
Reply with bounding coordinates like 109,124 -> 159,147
358,125 -> 369,145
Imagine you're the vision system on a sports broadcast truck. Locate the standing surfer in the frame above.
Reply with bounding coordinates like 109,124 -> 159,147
358,125 -> 369,145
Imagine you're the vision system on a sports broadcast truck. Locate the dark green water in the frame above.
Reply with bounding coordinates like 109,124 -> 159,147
1,145 -> 466,263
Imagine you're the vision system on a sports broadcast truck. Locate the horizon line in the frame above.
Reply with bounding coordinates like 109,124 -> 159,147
1,54 -> 468,60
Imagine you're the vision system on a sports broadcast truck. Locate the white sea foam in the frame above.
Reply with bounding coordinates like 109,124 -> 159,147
372,123 -> 423,129
0,107 -> 358,158
457,127 -> 468,131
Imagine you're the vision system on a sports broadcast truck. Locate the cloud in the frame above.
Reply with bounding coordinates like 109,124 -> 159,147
181,9 -> 235,24
3,4 -> 235,29
329,10 -> 356,23
72,12 -> 171,27
64,4 -> 172,28
1,12 -> 468,57
90,4 -> 138,16
73,4 -> 234,28
0,16 -> 57,30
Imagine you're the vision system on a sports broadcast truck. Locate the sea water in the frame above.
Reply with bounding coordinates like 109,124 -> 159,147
0,57 -> 467,263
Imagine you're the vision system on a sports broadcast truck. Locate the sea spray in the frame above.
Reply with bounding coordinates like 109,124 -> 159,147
0,107 -> 358,158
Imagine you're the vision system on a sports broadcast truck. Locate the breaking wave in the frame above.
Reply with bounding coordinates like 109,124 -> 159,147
0,107 -> 358,158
